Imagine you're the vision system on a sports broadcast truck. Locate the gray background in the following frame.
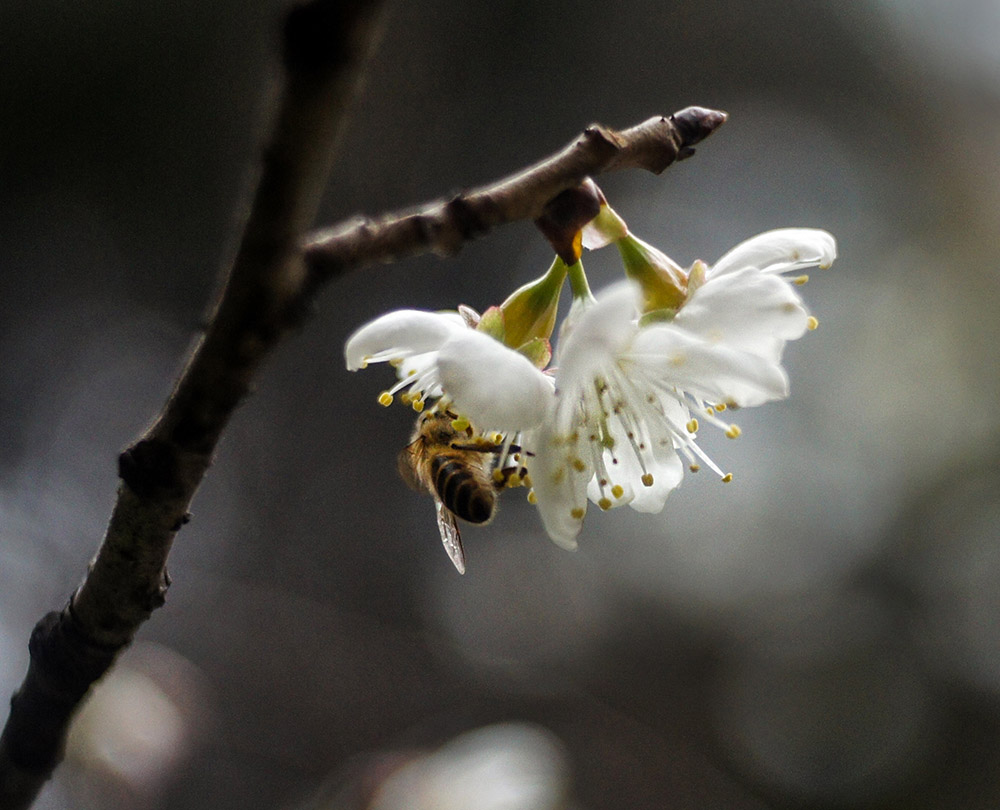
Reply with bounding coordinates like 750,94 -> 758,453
3,1 -> 1000,808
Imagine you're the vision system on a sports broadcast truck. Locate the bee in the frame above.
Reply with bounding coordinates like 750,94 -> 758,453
398,409 -> 506,574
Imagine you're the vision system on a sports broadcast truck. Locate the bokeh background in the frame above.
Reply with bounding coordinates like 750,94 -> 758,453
4,1 -> 1000,808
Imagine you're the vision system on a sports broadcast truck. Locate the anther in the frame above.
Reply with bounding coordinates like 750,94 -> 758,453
725,424 -> 742,439
722,473 -> 733,483
641,473 -> 654,487
598,497 -> 612,511
492,469 -> 506,484
689,464 -> 700,473
451,417 -> 470,432
527,489 -> 538,504
522,474 -> 533,488
571,507 -> 585,520
686,418 -> 699,433
507,472 -> 522,488
793,274 -> 809,285
412,398 -> 424,412
807,316 -> 819,330
572,458 -> 586,473
611,484 -> 624,499
377,392 -> 393,407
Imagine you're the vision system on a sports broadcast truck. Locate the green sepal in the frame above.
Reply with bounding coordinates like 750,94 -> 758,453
476,306 -> 506,342
516,337 -> 552,369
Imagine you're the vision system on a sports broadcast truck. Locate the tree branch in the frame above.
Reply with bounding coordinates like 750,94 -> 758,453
302,107 -> 726,278
0,4 -> 725,802
0,1 -> 386,806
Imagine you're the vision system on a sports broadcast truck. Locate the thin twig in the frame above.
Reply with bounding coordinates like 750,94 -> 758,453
0,1 -> 386,806
302,107 -> 726,278
0,8 -> 725,805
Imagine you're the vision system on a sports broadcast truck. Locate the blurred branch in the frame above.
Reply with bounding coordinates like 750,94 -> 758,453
0,3 -> 725,806
0,0 -> 387,806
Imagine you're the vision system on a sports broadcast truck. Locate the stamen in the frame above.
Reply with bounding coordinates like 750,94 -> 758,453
793,274 -> 809,285
412,398 -> 424,412
715,403 -> 727,412
570,507 -> 585,520
507,471 -> 522,488
492,469 -> 505,484
689,464 -> 700,472
807,316 -> 819,330
722,473 -> 733,483
686,418 -> 698,433
522,474 -> 533,488
527,489 -> 537,504
451,416 -> 470,432
377,392 -> 393,407
641,473 -> 654,487
725,424 -> 742,439
598,497 -> 612,511
611,484 -> 624,499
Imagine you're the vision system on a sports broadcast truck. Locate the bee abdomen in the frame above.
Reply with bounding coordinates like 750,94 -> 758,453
432,457 -> 495,524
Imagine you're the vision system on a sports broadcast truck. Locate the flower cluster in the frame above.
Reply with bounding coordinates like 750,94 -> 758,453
345,199 -> 835,553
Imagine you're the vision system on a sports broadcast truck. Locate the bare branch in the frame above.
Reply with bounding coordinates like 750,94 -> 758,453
302,107 -> 726,278
0,1 -> 386,805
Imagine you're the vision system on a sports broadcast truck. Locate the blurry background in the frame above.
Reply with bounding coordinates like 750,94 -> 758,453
3,0 -> 1000,808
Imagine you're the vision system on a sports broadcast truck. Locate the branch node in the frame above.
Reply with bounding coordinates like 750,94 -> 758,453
118,438 -> 184,500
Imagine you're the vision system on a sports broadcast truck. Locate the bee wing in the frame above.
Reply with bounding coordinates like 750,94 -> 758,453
435,499 -> 466,574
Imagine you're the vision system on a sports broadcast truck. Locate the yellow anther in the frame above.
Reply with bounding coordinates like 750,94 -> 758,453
572,458 -> 586,473
451,417 -> 470,432
521,474 -> 533,489
686,418 -> 699,434
689,464 -> 700,473
598,497 -> 612,511
725,424 -> 742,439
400,392 -> 413,405
611,484 -> 624,499
377,392 -> 393,407
793,274 -> 810,285
412,398 -> 425,412
571,507 -> 585,520
359,359 -> 369,369
492,469 -> 506,484
807,316 -> 819,330
722,473 -> 733,483
406,368 -> 417,376
491,432 -> 504,444
507,472 -> 522,488
527,489 -> 538,504
715,403 -> 727,412
641,473 -> 654,487
706,406 -> 715,415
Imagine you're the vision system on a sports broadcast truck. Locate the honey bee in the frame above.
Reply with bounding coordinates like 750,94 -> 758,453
398,410 -> 506,574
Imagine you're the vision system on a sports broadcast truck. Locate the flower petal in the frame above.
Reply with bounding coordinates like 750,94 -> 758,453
436,330 -> 554,431
675,267 -> 809,362
527,421 -> 590,549
631,325 -> 790,407
345,310 -> 465,371
709,228 -> 837,278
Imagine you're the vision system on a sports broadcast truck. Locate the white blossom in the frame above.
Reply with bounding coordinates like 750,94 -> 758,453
529,228 -> 835,548
344,309 -> 553,433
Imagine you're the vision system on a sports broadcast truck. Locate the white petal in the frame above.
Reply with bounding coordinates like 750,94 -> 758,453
631,326 -> 790,407
345,310 -> 465,370
675,268 -> 809,362
527,422 -> 589,550
709,228 -> 837,278
436,330 -> 554,431
555,281 -> 638,382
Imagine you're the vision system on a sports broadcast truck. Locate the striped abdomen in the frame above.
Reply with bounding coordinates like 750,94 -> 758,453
431,455 -> 495,524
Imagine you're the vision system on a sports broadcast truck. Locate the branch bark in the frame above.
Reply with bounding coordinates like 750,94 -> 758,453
0,1 -> 387,806
0,5 -> 725,803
